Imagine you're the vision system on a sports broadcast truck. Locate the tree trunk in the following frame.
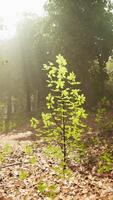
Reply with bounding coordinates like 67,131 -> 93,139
5,94 -> 12,132
7,94 -> 12,120
26,89 -> 31,114
62,102 -> 66,173
98,57 -> 106,99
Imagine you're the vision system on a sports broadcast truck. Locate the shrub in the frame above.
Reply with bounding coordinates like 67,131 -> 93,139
98,148 -> 113,173
95,97 -> 113,134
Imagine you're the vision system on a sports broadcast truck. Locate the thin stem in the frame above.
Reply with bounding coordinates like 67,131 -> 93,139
62,101 -> 66,175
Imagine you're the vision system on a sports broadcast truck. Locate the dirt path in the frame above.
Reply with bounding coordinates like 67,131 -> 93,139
0,131 -> 36,147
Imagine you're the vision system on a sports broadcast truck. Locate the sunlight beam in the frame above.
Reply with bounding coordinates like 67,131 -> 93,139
0,0 -> 46,40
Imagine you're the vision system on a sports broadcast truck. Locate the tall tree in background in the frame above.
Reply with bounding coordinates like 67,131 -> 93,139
45,0 -> 113,106
16,13 -> 39,113
16,13 -> 51,112
33,16 -> 51,108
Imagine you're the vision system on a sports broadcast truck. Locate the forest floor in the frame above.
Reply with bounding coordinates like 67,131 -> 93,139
0,130 -> 113,200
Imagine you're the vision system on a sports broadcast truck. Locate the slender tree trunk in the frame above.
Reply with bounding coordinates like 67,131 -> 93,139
7,94 -> 12,121
37,87 -> 46,112
98,57 -> 106,99
63,122 -> 66,172
62,102 -> 66,173
26,89 -> 31,114
5,94 -> 12,132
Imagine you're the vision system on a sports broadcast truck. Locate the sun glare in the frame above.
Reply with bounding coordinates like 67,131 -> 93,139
0,0 -> 46,40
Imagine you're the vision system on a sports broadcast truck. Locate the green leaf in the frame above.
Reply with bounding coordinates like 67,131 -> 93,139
23,145 -> 33,155
30,117 -> 39,129
56,54 -> 67,66
19,170 -> 28,181
37,181 -> 47,193
29,156 -> 37,164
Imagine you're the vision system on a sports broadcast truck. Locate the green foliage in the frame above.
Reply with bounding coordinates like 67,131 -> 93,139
95,97 -> 113,133
0,120 -> 6,133
37,181 -> 57,199
0,152 -> 5,163
30,117 -> 39,129
53,165 -> 72,179
37,181 -> 47,193
23,144 -> 33,155
47,184 -> 57,199
44,145 -> 63,160
98,149 -> 113,173
2,144 -> 13,155
106,57 -> 113,97
19,169 -> 29,181
96,97 -> 111,110
23,144 -> 38,165
29,156 -> 37,164
32,54 -> 87,175
0,144 -> 13,164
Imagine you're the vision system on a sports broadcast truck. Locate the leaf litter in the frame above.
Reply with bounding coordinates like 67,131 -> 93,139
0,131 -> 113,200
